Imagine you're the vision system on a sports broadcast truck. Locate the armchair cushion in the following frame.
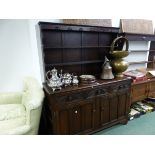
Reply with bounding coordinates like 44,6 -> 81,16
0,104 -> 26,121
0,77 -> 44,134
0,116 -> 26,133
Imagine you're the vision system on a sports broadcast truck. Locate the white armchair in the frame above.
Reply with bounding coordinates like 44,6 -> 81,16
0,77 -> 44,135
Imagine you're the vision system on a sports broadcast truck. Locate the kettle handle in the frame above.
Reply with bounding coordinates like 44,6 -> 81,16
110,36 -> 129,53
46,70 -> 51,81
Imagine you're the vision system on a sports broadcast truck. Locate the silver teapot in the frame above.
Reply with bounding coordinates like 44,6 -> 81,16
46,68 -> 62,92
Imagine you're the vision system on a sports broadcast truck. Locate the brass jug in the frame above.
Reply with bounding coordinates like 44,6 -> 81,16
110,36 -> 129,78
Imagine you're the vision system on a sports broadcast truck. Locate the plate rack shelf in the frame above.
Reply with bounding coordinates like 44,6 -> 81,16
39,22 -> 119,77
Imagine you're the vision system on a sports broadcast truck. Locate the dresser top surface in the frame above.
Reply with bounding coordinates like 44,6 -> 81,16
43,77 -> 132,95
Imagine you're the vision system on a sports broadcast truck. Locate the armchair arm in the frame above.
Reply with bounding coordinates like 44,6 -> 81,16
0,92 -> 22,105
23,91 -> 44,134
25,104 -> 42,134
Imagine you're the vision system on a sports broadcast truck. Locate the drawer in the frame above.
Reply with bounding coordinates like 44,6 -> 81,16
55,89 -> 97,103
55,86 -> 110,103
108,82 -> 130,93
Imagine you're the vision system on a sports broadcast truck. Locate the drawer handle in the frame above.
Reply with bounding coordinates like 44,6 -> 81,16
75,110 -> 78,114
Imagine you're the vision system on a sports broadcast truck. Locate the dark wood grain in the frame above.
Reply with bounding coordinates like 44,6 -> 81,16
39,22 -> 132,135
39,22 -> 119,76
42,78 -> 131,135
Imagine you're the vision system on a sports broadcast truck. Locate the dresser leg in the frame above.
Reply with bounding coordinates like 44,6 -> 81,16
120,119 -> 128,125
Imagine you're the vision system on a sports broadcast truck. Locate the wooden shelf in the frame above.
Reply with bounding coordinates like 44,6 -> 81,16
43,45 -> 117,49
39,22 -> 119,33
120,32 -> 155,41
129,61 -> 154,65
129,50 -> 155,52
39,22 -> 119,75
45,60 -> 103,67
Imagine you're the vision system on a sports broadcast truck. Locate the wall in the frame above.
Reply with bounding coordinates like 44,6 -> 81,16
0,19 -> 61,92
0,20 -> 33,92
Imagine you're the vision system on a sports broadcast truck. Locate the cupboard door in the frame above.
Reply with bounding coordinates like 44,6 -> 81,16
55,98 -> 95,135
70,99 -> 94,134
55,109 -> 70,135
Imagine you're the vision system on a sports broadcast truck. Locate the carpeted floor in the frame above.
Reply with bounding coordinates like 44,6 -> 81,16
94,111 -> 155,135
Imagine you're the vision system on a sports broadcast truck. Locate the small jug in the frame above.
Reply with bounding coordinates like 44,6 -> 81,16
72,75 -> 79,86
63,73 -> 72,87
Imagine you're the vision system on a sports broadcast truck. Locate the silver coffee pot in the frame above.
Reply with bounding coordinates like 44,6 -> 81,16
46,68 -> 62,92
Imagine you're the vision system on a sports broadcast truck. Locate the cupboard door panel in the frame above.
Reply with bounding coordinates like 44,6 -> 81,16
117,92 -> 127,118
57,110 -> 70,135
100,96 -> 110,124
81,102 -> 93,131
118,89 -> 130,118
70,106 -> 81,134
109,94 -> 118,121
93,101 -> 101,128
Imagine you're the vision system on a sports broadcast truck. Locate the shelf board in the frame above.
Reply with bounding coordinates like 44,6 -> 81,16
39,22 -> 119,33
129,50 -> 155,52
129,61 -> 154,65
120,32 -> 155,41
43,45 -> 117,49
45,60 -> 103,67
